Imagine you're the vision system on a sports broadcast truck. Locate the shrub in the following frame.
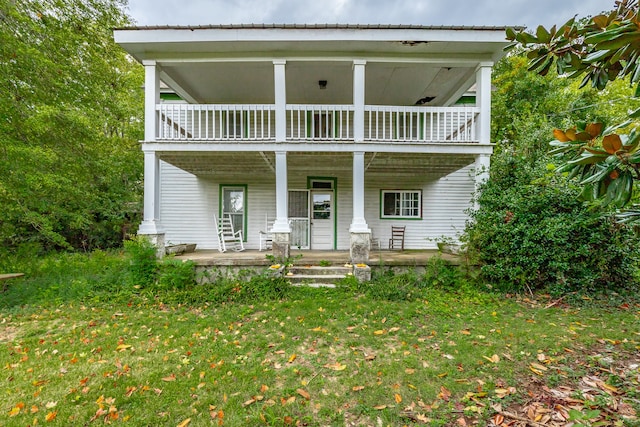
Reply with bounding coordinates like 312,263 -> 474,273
157,259 -> 196,291
123,236 -> 157,288
464,156 -> 639,295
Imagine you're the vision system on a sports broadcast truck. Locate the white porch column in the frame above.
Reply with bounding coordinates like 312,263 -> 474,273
143,60 -> 160,142
350,151 -> 370,264
476,62 -> 492,145
350,151 -> 369,233
272,151 -> 290,232
138,150 -> 165,255
273,59 -> 287,142
353,60 -> 366,142
271,151 -> 290,259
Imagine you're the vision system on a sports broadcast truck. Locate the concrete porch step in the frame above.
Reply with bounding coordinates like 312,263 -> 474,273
286,265 -> 352,286
288,266 -> 352,276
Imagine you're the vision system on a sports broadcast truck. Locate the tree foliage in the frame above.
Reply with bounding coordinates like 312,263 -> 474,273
506,0 -> 640,220
464,53 -> 639,294
0,0 -> 144,251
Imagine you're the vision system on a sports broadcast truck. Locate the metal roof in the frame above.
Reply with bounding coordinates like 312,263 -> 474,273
114,23 -> 519,31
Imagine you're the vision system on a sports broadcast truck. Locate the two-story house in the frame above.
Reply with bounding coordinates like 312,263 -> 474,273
114,24 -> 509,262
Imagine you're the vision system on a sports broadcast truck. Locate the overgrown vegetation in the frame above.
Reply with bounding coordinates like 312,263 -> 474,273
465,155 -> 639,295
464,51 -> 640,296
0,0 -> 144,251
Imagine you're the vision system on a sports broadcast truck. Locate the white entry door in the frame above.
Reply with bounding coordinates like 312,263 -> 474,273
310,190 -> 334,250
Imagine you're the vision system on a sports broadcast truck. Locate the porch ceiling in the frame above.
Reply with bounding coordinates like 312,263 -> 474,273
159,151 -> 476,179
116,25 -> 510,106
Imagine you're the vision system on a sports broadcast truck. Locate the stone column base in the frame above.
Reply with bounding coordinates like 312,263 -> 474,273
139,232 -> 166,259
272,232 -> 291,261
353,264 -> 371,283
350,231 -> 371,264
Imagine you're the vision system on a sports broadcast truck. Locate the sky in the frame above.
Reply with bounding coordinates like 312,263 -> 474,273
125,0 -> 614,29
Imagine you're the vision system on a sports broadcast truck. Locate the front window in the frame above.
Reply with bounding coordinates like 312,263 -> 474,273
381,190 -> 421,219
221,185 -> 246,239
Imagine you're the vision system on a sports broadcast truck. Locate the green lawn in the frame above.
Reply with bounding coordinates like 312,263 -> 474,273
1,284 -> 638,426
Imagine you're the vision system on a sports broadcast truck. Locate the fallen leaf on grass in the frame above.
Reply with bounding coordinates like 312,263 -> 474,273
374,329 -> 387,335
483,354 -> 500,363
438,386 -> 451,401
177,418 -> 191,427
115,344 -> 131,351
296,388 -> 310,400
45,411 -> 57,422
373,405 -> 387,410
324,362 -> 346,371
352,386 -> 365,392
162,374 -> 177,382
394,393 -> 402,403
288,354 -> 297,363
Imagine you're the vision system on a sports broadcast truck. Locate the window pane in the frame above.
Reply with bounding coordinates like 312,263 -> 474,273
383,192 -> 398,216
222,186 -> 245,236
313,193 -> 331,219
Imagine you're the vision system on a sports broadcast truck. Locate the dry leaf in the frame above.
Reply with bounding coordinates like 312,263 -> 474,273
162,374 -> 176,382
483,354 -> 500,363
177,418 -> 191,427
373,404 -> 387,410
374,329 -> 386,335
352,386 -> 365,392
288,354 -> 297,363
45,411 -> 57,422
296,388 -> 310,400
394,393 -> 402,403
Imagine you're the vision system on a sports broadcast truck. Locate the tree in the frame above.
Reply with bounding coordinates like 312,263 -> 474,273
507,0 -> 640,220
0,0 -> 144,251
463,53 -> 639,294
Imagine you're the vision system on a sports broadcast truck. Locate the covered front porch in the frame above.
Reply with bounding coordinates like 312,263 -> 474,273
176,249 -> 462,267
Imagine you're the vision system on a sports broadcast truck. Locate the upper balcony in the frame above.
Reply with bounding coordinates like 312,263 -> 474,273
156,103 -> 480,144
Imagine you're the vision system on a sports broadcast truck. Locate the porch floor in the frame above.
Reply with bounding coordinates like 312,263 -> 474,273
174,249 -> 462,267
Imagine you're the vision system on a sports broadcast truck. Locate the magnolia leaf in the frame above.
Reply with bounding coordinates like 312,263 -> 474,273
553,128 -> 571,142
602,134 -> 623,154
585,123 -> 603,138
536,25 -> 551,43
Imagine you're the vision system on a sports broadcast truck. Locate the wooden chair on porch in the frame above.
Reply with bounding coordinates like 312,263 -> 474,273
389,226 -> 406,251
214,214 -> 245,252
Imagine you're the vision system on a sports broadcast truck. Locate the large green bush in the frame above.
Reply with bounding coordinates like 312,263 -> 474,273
465,156 -> 639,295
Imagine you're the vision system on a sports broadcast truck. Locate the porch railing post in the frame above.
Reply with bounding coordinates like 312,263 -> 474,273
353,60 -> 366,142
274,60 -> 287,142
143,60 -> 159,142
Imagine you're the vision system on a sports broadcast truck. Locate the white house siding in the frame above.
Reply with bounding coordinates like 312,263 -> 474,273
159,161 -> 218,248
364,164 -> 475,249
159,160 -> 475,250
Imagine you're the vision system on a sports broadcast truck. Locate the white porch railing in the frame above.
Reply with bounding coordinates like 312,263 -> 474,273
157,104 -> 276,141
286,104 -> 354,141
155,104 -> 480,143
365,105 -> 479,142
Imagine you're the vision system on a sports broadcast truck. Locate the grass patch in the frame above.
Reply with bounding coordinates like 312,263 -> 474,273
1,271 -> 639,425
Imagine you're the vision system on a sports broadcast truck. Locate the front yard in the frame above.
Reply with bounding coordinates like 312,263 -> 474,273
1,285 -> 638,426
